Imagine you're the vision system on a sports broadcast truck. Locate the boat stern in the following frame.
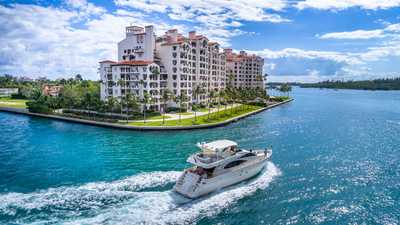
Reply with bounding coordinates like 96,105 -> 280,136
174,171 -> 203,199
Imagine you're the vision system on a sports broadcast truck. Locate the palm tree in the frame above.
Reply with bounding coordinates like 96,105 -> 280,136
231,88 -> 239,114
141,92 -> 151,124
125,93 -> 138,123
207,89 -> 216,120
220,90 -> 229,115
107,96 -> 117,114
215,90 -> 223,118
174,92 -> 188,124
116,78 -> 127,117
161,89 -> 172,125
192,86 -> 204,121
227,72 -> 235,89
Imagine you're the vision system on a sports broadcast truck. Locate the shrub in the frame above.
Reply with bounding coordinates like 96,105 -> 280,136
11,93 -> 27,99
249,102 -> 267,107
166,107 -> 187,113
26,101 -> 53,114
272,96 -> 290,102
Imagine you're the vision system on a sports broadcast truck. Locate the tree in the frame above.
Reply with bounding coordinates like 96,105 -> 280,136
279,83 -> 292,97
207,90 -> 216,120
161,89 -> 172,124
220,90 -> 229,115
141,92 -> 151,123
174,92 -> 188,124
192,85 -> 204,121
125,93 -> 138,122
75,74 -> 83,82
227,72 -> 235,89
107,97 -> 117,113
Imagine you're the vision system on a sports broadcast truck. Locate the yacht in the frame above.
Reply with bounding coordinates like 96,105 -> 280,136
174,140 -> 272,199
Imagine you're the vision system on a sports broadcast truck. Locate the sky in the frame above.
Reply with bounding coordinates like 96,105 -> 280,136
0,0 -> 400,82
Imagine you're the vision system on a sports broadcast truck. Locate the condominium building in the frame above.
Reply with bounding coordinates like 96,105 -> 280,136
224,49 -> 264,89
99,25 -> 263,112
100,26 -> 167,111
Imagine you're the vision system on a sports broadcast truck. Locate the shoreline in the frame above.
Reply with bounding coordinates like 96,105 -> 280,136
0,99 -> 293,131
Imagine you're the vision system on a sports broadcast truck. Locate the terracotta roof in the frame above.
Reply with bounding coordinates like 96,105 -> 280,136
189,35 -> 209,41
161,40 -> 184,46
99,60 -> 116,63
111,60 -> 153,66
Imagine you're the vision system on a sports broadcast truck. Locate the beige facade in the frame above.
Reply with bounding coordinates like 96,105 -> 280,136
99,25 -> 264,112
225,49 -> 264,89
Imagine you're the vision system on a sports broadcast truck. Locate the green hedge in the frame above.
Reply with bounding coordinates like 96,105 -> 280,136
272,96 -> 290,102
26,101 -> 53,114
166,107 -> 187,113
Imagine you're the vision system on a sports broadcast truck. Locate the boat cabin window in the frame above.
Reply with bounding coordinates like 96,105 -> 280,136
240,153 -> 256,158
224,160 -> 246,169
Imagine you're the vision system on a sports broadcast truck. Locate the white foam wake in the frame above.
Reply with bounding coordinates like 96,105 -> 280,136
66,162 -> 281,225
0,171 -> 181,221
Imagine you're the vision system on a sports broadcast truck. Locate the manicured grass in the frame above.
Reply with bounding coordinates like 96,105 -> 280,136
146,115 -> 171,120
0,98 -> 28,109
198,107 -> 211,112
176,112 -> 193,116
127,105 -> 262,127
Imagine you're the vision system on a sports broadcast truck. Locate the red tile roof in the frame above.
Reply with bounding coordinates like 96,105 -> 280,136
111,60 -> 153,66
99,60 -> 116,63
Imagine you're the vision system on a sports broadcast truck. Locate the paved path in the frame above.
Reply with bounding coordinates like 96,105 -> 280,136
125,103 -> 241,122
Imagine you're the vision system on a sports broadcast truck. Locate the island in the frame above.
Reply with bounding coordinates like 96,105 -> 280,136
300,78 -> 400,90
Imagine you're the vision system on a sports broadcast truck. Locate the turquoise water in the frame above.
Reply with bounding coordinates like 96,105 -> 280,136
1,88 -> 400,224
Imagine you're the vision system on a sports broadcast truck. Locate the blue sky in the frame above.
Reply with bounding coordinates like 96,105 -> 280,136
0,0 -> 399,82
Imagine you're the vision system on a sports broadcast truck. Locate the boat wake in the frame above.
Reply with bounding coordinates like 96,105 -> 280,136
0,162 -> 280,225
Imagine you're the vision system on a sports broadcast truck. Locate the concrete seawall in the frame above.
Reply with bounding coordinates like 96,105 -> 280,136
0,99 -> 293,131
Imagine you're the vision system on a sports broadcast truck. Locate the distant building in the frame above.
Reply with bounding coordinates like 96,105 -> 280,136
42,84 -> 63,97
0,88 -> 18,97
224,49 -> 264,89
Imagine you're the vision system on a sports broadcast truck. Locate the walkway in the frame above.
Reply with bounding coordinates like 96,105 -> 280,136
125,103 -> 241,122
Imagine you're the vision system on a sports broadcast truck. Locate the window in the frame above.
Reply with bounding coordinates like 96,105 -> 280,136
224,160 -> 246,169
239,153 -> 256,159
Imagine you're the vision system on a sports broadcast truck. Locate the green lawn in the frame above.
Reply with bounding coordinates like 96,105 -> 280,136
0,98 -> 28,108
146,115 -> 171,120
127,104 -> 262,127
176,112 -> 193,116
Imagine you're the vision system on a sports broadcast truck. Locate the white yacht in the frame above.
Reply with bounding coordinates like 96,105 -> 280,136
174,140 -> 272,199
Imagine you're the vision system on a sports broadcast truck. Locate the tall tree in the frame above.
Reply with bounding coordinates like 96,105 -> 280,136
207,89 -> 216,120
125,93 -> 138,123
161,89 -> 172,125
192,85 -> 204,121
141,92 -> 151,124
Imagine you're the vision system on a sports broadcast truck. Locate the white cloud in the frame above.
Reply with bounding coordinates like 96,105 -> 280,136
114,0 -> 290,45
296,0 -> 400,10
65,0 -> 106,16
0,3 -> 179,80
248,48 -> 362,65
385,23 -> 400,32
318,29 -> 385,39
317,23 -> 400,40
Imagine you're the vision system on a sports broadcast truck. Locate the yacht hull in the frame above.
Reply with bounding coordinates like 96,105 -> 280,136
174,158 -> 267,199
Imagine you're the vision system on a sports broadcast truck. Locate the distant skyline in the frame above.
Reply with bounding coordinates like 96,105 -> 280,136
0,0 -> 400,82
